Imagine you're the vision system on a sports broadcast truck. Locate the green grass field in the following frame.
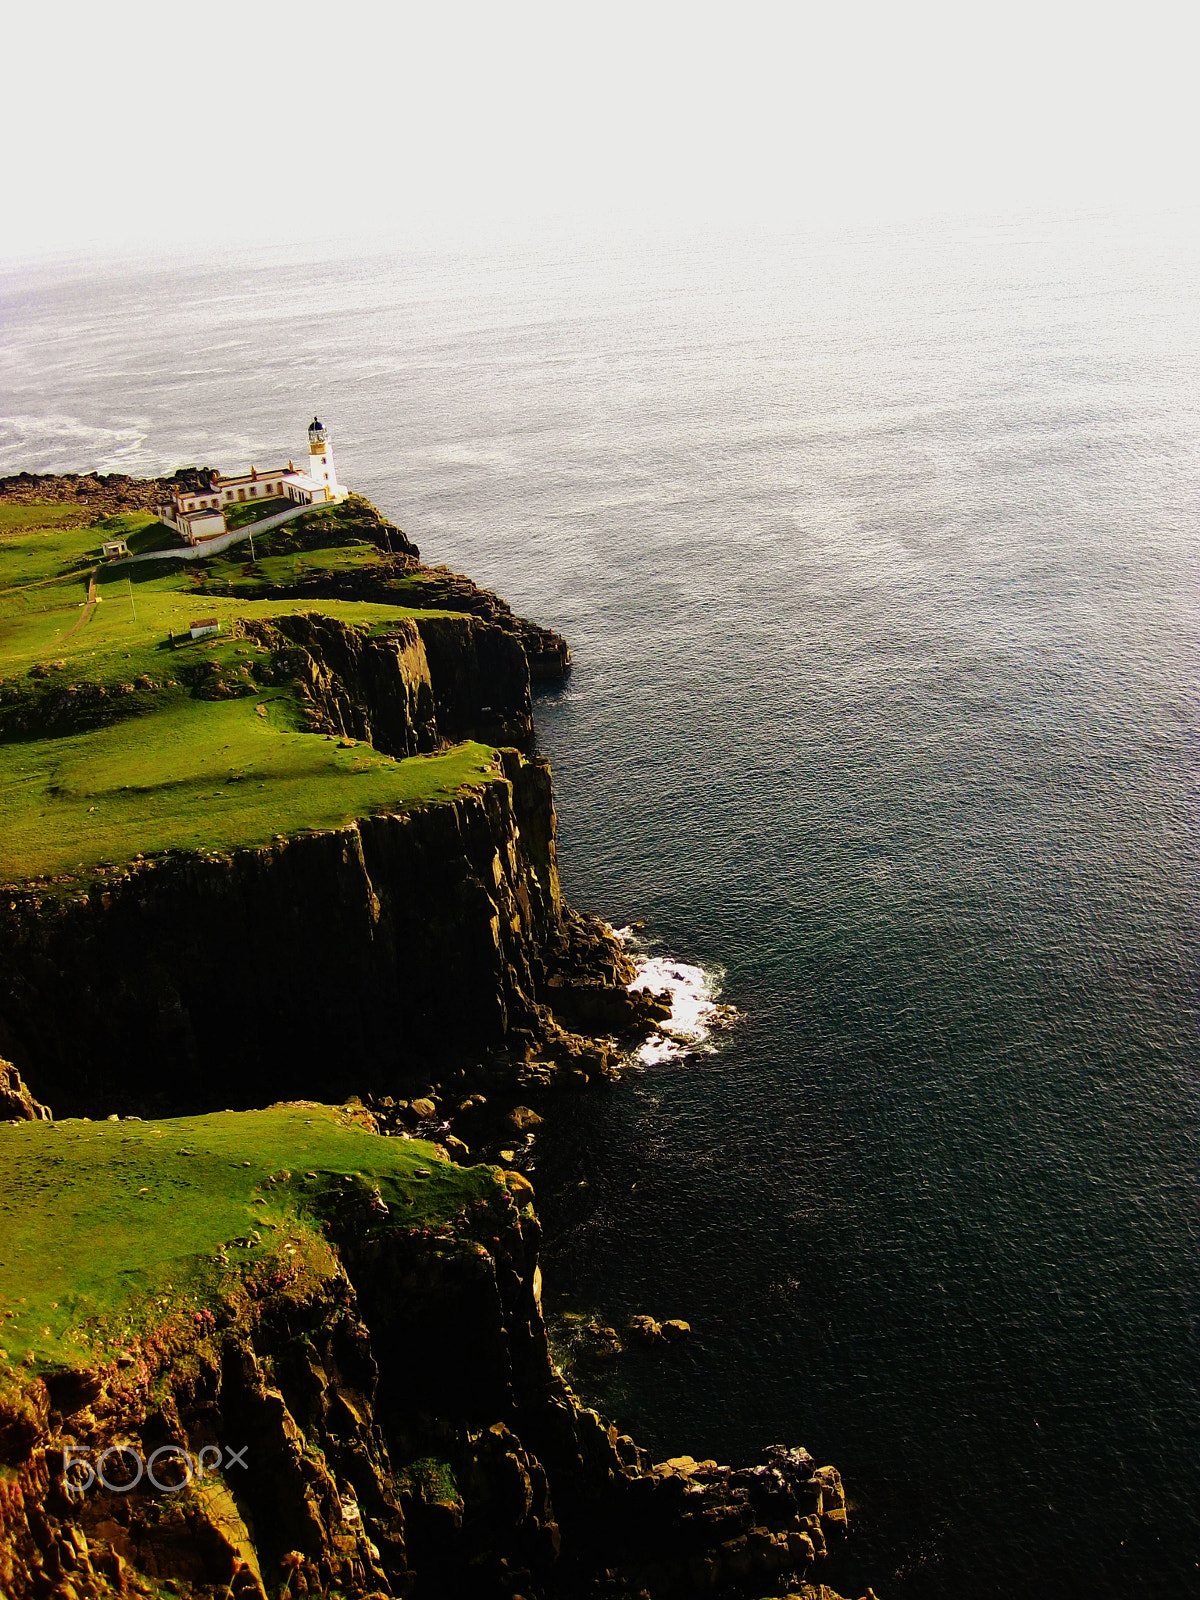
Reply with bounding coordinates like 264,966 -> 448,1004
224,495 -> 291,529
0,504 -> 91,532
202,542 -> 384,590
0,514 -> 453,675
0,501 -> 496,883
0,1105 -> 499,1374
0,709 -> 500,879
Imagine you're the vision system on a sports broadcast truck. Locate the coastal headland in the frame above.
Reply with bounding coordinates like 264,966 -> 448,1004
0,476 -> 872,1600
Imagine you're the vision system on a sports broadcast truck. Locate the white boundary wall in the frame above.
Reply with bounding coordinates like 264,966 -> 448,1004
108,503 -> 314,566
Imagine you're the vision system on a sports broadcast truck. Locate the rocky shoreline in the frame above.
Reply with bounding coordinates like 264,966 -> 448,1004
0,1063 -> 868,1600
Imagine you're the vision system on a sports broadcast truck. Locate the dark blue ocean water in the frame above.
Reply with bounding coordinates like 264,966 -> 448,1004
2,216 -> 1197,1596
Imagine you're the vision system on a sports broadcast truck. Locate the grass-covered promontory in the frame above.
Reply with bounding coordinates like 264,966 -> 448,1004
0,1103 -> 502,1377
0,711 -> 499,879
0,496 -> 500,882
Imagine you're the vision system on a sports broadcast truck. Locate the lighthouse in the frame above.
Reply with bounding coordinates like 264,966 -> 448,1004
157,417 -> 350,540
308,416 -> 340,496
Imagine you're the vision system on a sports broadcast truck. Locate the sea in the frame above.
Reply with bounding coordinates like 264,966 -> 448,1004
2,212 -> 1197,1598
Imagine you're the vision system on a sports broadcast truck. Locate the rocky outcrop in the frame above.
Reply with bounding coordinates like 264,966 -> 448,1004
0,469 -> 217,516
244,609 -> 538,753
226,556 -> 572,686
0,608 -> 535,751
243,606 -> 538,756
411,615 -> 535,748
395,569 -> 571,685
0,1057 -> 49,1121
0,1159 -> 862,1600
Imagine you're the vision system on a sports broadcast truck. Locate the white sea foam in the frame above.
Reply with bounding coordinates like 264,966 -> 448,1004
0,413 -> 153,476
613,929 -> 734,1066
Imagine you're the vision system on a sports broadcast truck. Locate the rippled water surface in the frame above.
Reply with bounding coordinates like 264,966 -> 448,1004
2,217 -> 1197,1597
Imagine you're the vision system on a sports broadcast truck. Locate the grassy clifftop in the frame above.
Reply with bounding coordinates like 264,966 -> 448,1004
0,707 -> 499,880
0,497 -> 517,883
0,1103 -> 498,1380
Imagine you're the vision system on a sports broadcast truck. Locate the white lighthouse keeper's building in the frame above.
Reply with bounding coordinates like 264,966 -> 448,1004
158,417 -> 351,546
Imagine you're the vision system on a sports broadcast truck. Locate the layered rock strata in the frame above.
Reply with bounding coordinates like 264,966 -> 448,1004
242,611 -> 535,753
237,564 -> 571,685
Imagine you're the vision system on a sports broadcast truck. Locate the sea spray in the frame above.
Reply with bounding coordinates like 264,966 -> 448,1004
614,928 -> 736,1065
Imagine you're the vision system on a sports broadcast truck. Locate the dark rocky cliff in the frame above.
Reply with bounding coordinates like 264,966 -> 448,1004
242,610 -> 535,754
0,577 -> 626,1120
0,752 -> 658,1120
0,480 -> 868,1599
0,1138 -> 859,1600
0,1059 -> 49,1121
234,564 -> 571,688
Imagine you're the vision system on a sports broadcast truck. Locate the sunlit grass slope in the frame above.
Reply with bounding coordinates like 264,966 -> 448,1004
0,707 -> 500,879
2,569 -> 456,675
0,1104 -> 498,1374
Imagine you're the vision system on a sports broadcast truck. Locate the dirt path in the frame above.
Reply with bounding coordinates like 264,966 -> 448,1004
61,569 -> 97,638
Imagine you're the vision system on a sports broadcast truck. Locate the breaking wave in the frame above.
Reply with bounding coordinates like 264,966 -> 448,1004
613,929 -> 736,1066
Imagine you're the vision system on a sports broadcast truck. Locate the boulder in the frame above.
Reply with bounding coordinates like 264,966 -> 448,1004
627,1315 -> 662,1347
660,1319 -> 691,1342
787,1529 -> 816,1565
506,1105 -> 543,1132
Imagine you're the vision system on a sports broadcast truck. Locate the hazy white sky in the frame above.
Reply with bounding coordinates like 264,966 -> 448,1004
3,0 -> 1198,261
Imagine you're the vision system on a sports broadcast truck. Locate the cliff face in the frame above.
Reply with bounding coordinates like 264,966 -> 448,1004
0,575 -> 640,1120
0,610 -> 535,752
227,563 -> 571,687
0,750 -> 653,1119
0,1153 -> 855,1600
245,611 -> 535,755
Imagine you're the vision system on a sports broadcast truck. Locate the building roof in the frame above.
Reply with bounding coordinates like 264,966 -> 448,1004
190,617 -> 219,629
210,467 -> 292,488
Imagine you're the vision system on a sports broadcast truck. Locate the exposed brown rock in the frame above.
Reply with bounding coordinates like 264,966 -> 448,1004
0,1057 -> 50,1121
0,468 -> 217,516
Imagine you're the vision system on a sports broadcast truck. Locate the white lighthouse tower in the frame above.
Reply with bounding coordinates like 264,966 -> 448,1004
307,416 -> 341,498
